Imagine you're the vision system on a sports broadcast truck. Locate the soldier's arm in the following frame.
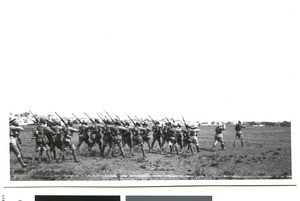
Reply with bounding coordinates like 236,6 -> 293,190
10,126 -> 24,132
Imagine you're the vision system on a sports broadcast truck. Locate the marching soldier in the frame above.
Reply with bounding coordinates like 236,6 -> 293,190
131,122 -> 146,158
48,119 -> 64,161
31,117 -> 53,164
77,120 -> 92,153
140,121 -> 151,152
187,124 -> 201,152
89,118 -> 103,155
233,121 -> 247,147
59,120 -> 79,163
10,118 -> 28,168
213,122 -> 226,151
108,122 -> 125,158
100,120 -> 113,157
150,121 -> 163,152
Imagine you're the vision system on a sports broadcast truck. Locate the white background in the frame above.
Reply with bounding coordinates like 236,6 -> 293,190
0,0 -> 299,200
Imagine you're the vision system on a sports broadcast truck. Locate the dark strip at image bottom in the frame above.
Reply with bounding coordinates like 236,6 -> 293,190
35,196 -> 120,201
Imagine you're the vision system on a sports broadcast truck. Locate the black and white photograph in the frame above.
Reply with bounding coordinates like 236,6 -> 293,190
1,0 -> 299,189
9,110 -> 291,181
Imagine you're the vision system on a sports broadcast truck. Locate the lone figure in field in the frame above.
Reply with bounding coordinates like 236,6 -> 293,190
233,121 -> 247,147
213,122 -> 226,151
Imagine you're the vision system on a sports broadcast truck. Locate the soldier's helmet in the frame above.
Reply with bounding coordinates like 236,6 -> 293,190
177,123 -> 181,128
67,119 -> 73,126
82,120 -> 88,125
53,119 -> 61,126
155,121 -> 160,125
238,121 -> 241,124
95,118 -> 100,124
10,118 -> 19,126
124,120 -> 130,126
115,120 -> 121,126
141,121 -> 148,127
107,120 -> 113,125
40,117 -> 46,124
135,122 -> 141,127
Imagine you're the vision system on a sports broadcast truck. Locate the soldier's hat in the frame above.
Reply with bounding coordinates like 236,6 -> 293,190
82,120 -> 88,125
40,117 -> 46,124
53,119 -> 61,126
155,121 -> 160,125
95,118 -> 100,124
67,119 -> 73,126
124,120 -> 130,126
238,121 -> 241,124
10,118 -> 19,126
135,122 -> 141,127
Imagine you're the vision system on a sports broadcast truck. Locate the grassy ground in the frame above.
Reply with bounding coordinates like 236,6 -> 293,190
10,125 -> 291,180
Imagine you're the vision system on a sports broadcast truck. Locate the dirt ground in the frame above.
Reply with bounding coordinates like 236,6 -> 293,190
10,125 -> 291,181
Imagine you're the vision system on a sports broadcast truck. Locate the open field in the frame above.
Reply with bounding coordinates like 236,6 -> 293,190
10,125 -> 291,180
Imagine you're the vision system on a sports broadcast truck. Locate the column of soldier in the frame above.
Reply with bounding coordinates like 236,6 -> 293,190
9,111 -> 246,168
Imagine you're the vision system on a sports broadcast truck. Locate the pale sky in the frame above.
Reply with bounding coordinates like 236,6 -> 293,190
1,1 -> 299,122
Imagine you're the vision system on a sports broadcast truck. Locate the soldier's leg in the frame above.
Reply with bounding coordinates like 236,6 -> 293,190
150,137 -> 156,150
108,141 -> 115,158
140,144 -> 145,158
117,141 -> 125,158
100,140 -> 107,157
31,144 -> 41,164
77,138 -> 83,150
212,139 -> 218,151
98,140 -> 102,154
44,145 -> 51,163
58,143 -> 66,163
175,144 -> 179,155
11,143 -> 28,168
70,144 -> 79,162
241,139 -> 244,147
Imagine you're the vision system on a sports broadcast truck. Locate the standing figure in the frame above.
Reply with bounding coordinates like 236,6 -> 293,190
77,120 -> 92,153
213,122 -> 226,151
89,118 -> 103,156
59,120 -> 79,163
31,118 -> 53,164
10,119 -> 28,168
233,121 -> 247,147
150,121 -> 163,152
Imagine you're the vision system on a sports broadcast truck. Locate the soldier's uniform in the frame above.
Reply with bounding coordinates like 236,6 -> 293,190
119,121 -> 133,157
31,118 -> 53,164
59,122 -> 79,163
49,119 -> 64,160
131,123 -> 145,158
150,121 -> 162,151
233,121 -> 247,147
140,122 -> 151,152
77,120 -> 91,152
100,122 -> 113,157
108,124 -> 125,158
213,123 -> 226,150
10,119 -> 28,168
89,119 -> 103,155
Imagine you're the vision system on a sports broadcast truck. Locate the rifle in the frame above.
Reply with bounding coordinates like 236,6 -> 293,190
25,116 -> 37,124
96,113 -> 105,123
72,113 -> 82,124
29,110 -> 40,124
165,117 -> 171,124
148,115 -> 156,124
181,115 -> 189,130
84,112 -> 95,124
115,115 -> 126,127
104,109 -> 116,125
46,119 -> 54,126
171,118 -> 176,124
55,112 -> 67,126
126,114 -> 136,126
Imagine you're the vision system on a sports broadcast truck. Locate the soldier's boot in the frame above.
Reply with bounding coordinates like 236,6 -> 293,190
175,146 -> 179,155
141,145 -> 146,158
212,145 -> 216,151
190,145 -> 194,155
72,151 -> 79,163
120,147 -> 125,158
18,158 -> 28,168
46,151 -> 51,163
221,144 -> 226,150
169,145 -> 173,153
241,140 -> 244,147
58,151 -> 64,163
196,145 -> 201,152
